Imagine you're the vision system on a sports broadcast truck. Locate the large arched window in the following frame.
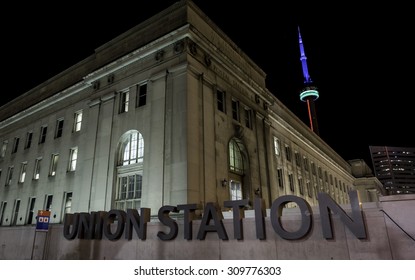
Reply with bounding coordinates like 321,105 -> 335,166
229,139 -> 243,174
115,130 -> 144,210
228,138 -> 247,201
120,131 -> 144,165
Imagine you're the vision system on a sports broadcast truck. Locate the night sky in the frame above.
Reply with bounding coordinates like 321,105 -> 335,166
2,1 -> 413,170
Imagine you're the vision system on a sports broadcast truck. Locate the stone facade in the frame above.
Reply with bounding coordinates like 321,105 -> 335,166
0,1 -> 391,259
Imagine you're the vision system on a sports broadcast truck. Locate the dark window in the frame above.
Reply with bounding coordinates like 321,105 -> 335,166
55,119 -> 64,138
216,90 -> 226,113
39,126 -> 47,144
244,108 -> 252,129
231,99 -> 240,121
12,137 -> 19,154
25,132 -> 33,149
136,83 -> 147,107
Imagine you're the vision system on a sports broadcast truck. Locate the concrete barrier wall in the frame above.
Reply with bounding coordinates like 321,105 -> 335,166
0,196 -> 414,260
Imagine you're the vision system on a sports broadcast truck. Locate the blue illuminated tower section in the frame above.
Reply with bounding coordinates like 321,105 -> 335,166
298,26 -> 320,135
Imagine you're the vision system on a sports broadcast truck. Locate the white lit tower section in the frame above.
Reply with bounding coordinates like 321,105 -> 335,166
298,26 -> 320,135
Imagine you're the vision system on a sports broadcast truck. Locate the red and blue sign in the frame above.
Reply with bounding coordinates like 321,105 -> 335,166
36,210 -> 51,232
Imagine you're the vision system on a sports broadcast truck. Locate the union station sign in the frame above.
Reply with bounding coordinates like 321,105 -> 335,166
63,191 -> 366,241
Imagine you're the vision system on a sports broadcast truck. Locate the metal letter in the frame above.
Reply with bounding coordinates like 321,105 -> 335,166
197,202 -> 228,240
270,195 -> 312,240
125,208 -> 151,240
157,205 -> 179,241
223,199 -> 248,240
254,197 -> 266,240
63,213 -> 79,240
103,210 -> 126,241
177,204 -> 197,240
318,191 -> 367,239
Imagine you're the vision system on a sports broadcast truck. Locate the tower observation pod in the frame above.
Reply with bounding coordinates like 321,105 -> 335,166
298,26 -> 320,136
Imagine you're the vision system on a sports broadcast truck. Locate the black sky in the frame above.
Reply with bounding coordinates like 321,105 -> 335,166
2,1 -> 414,169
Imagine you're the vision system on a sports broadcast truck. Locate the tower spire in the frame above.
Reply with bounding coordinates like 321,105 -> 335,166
298,26 -> 320,135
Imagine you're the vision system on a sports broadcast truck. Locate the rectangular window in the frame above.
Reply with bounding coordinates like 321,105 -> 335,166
25,132 -> 33,149
119,90 -> 129,113
33,158 -> 42,180
73,110 -> 83,132
49,154 -> 59,176
136,83 -> 147,107
295,152 -> 302,167
45,194 -> 53,212
39,126 -> 47,144
1,141 -> 7,158
231,99 -> 240,121
273,137 -> 280,156
216,89 -> 226,113
68,147 -> 78,171
0,201 -> 7,226
244,108 -> 252,129
230,180 -> 243,200
27,197 -> 36,225
12,137 -> 19,154
11,199 -> 20,226
5,166 -> 14,186
303,157 -> 309,171
298,178 -> 304,195
285,145 -> 292,162
311,162 -> 316,175
307,181 -> 313,198
55,118 -> 64,138
18,162 -> 27,183
277,168 -> 284,189
63,192 -> 73,216
288,173 -> 294,192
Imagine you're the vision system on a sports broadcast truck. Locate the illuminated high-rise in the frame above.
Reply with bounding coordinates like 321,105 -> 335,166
369,146 -> 415,194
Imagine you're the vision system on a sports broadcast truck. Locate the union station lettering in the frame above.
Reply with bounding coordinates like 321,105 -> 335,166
63,191 -> 367,241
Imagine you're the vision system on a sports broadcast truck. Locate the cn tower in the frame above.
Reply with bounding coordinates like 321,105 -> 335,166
298,26 -> 320,135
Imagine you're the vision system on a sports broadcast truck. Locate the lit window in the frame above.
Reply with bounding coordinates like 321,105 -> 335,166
229,139 -> 243,174
116,130 -> 145,211
68,147 -> 78,172
120,132 -> 144,166
63,192 -> 73,219
273,137 -> 280,156
49,154 -> 59,176
5,166 -> 14,186
33,158 -> 42,180
230,180 -> 242,200
18,162 -> 27,183
73,111 -> 83,132
1,141 -> 8,158
119,90 -> 129,113
45,195 -> 53,212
